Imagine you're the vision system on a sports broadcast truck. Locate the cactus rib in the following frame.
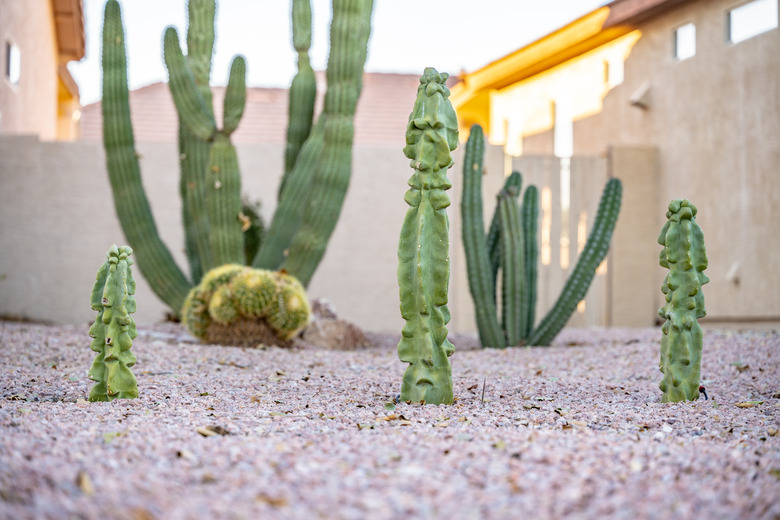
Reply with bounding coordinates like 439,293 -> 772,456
497,188 -> 525,346
526,178 -> 622,346
521,185 -> 539,336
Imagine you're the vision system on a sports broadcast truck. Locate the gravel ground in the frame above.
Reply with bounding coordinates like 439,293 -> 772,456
0,320 -> 778,520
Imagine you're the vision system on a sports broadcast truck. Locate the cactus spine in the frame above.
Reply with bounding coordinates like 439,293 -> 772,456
88,245 -> 138,402
101,0 -> 374,318
460,124 -> 622,347
397,68 -> 459,406
658,199 -> 709,403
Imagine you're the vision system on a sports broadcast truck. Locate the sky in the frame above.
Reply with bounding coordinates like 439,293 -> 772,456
69,0 -> 611,106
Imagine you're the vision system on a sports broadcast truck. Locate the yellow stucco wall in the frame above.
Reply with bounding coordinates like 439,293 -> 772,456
0,0 -> 80,140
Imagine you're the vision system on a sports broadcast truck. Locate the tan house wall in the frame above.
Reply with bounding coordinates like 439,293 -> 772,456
482,0 -> 780,324
0,0 -> 60,140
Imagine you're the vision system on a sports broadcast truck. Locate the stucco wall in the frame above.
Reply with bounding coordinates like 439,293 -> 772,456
0,0 -> 60,140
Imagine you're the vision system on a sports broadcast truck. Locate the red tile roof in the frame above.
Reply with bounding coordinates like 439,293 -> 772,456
79,72 -> 426,146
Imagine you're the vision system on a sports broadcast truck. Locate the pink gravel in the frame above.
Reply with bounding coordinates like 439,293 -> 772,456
0,320 -> 778,519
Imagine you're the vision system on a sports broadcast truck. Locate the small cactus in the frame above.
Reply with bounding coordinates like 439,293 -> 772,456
397,68 -> 459,405
88,245 -> 138,402
658,199 -> 709,403
182,265 -> 311,346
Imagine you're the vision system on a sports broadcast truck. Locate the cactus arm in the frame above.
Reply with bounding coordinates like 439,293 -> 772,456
222,56 -> 246,135
397,68 -> 458,406
487,171 -> 522,292
178,0 -> 217,283
253,119 -> 325,270
206,133 -> 245,266
280,0 -> 375,286
88,245 -> 138,402
101,0 -> 192,314
460,125 -> 505,348
497,188 -> 525,346
521,185 -> 539,338
527,178 -> 622,346
163,27 -> 217,141
658,199 -> 709,402
280,0 -> 317,199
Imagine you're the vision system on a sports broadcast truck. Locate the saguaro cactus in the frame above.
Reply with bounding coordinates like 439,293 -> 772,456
397,68 -> 459,405
658,199 -> 709,403
461,124 -> 622,347
100,0 -> 374,318
88,245 -> 139,402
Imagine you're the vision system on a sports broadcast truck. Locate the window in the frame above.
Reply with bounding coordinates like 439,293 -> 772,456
5,41 -> 20,85
728,0 -> 778,43
674,23 -> 696,60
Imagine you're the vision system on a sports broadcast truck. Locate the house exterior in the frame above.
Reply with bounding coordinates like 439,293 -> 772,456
0,0 -> 85,140
451,0 -> 780,327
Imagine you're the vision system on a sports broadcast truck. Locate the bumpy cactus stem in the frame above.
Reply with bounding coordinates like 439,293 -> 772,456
521,185 -> 539,336
397,68 -> 459,405
527,178 -> 622,346
88,245 -> 139,402
101,0 -> 192,314
461,125 -> 505,348
658,199 -> 709,403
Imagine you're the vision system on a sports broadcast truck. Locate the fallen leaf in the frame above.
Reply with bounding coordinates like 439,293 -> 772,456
76,470 -> 94,495
102,432 -> 122,443
768,428 -> 778,437
256,494 -> 288,507
523,404 -> 541,410
435,422 -> 449,428
384,402 -> 396,410
735,401 -> 763,408
377,414 -> 398,422
569,420 -> 588,428
357,422 -> 374,430
197,425 -> 230,437
398,420 -> 413,426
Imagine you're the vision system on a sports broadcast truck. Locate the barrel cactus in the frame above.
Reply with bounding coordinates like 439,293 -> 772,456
658,199 -> 709,403
397,68 -> 459,406
182,265 -> 311,347
88,245 -> 139,402
100,0 -> 374,318
460,124 -> 622,347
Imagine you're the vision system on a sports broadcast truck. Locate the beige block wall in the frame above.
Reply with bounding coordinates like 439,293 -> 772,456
0,135 -> 499,333
0,0 -> 60,140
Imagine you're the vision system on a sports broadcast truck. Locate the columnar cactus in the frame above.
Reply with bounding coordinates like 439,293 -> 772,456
88,245 -> 139,402
658,199 -> 709,403
461,124 -> 622,347
182,265 -> 311,346
100,0 -> 374,318
397,68 -> 459,405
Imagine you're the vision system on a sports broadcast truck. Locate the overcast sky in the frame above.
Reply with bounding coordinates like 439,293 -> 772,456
69,0 -> 611,105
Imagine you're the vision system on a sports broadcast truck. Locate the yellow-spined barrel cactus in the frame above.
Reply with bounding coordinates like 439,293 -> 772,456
182,265 -> 310,346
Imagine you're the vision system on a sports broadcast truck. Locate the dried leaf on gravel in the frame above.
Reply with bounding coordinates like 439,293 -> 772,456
735,401 -> 764,408
197,425 -> 230,437
76,470 -> 94,495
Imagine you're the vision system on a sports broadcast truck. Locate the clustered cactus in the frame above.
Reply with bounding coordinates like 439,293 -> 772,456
461,124 -> 622,347
658,199 -> 709,402
88,245 -> 138,402
396,68 -> 459,405
100,0 -> 374,318
182,265 -> 311,346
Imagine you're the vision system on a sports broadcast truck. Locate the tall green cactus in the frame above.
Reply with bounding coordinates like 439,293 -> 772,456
460,124 -> 622,347
397,68 -> 459,406
88,245 -> 139,402
658,199 -> 709,403
100,0 -> 374,318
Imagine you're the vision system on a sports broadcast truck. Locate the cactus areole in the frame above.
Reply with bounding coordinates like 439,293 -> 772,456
658,199 -> 709,403
88,245 -> 139,402
397,68 -> 459,405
